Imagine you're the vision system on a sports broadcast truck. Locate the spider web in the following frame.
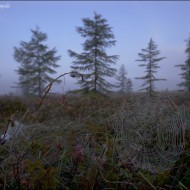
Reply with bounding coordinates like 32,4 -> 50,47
111,95 -> 186,173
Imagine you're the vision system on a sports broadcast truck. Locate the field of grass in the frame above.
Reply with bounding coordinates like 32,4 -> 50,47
0,92 -> 190,190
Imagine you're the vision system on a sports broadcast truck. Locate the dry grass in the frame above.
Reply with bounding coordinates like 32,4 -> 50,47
0,76 -> 190,189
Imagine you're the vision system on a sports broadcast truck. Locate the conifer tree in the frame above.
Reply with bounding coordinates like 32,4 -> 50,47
116,64 -> 133,94
14,27 -> 61,97
175,35 -> 190,92
68,12 -> 119,94
116,64 -> 127,93
126,78 -> 133,93
135,38 -> 166,96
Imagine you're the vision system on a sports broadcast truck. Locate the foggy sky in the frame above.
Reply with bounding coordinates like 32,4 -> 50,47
0,1 -> 190,95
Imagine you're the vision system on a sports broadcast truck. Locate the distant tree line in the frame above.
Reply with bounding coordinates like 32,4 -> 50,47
13,12 -> 190,97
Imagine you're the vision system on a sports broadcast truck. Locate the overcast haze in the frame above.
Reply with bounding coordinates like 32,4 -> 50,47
1,1 -> 190,95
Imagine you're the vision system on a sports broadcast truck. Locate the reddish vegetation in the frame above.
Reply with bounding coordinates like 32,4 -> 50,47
0,92 -> 190,189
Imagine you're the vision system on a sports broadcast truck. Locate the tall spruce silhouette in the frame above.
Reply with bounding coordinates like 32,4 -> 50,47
135,38 -> 166,96
14,27 -> 61,97
175,34 -> 190,92
68,12 -> 119,94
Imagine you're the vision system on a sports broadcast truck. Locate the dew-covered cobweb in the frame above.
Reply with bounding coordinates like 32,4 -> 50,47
111,95 -> 186,173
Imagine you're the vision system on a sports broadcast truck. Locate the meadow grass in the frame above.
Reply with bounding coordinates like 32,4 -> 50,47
0,90 -> 190,190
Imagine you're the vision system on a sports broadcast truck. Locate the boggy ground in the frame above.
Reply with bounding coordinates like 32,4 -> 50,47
0,91 -> 190,190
